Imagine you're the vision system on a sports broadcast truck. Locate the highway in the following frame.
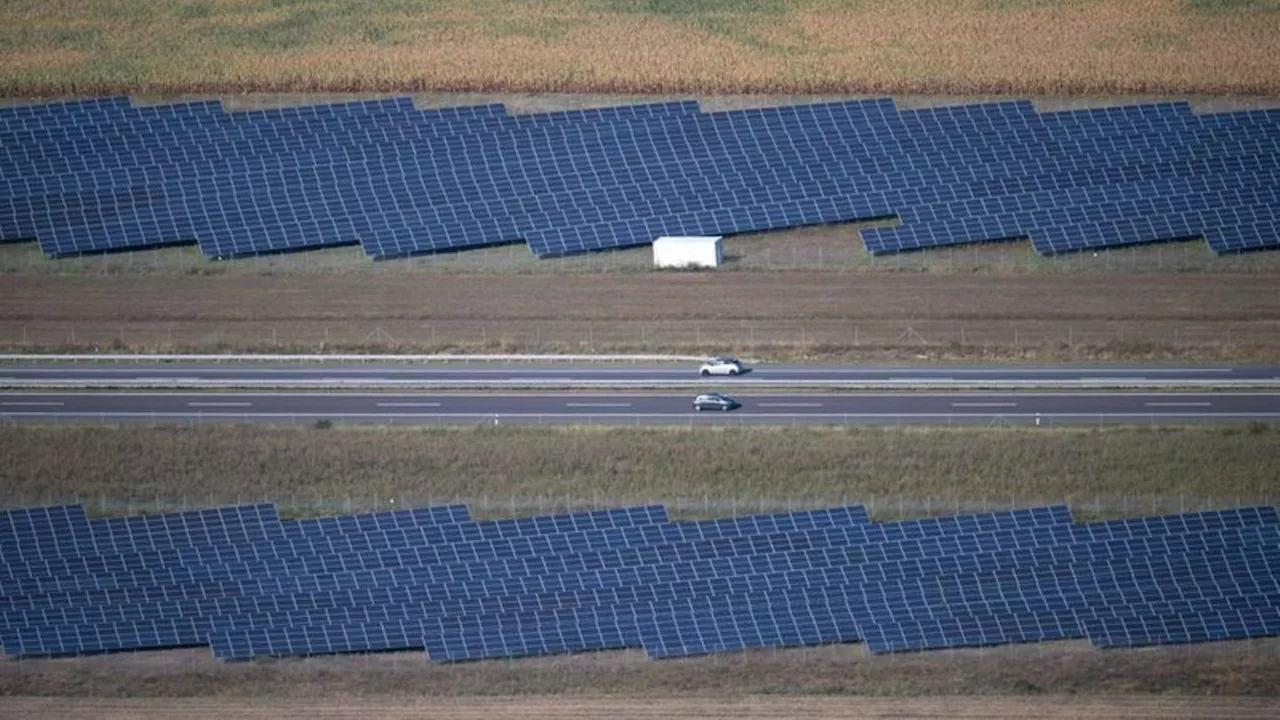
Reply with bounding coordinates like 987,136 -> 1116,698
1,390 -> 1277,425
1,362 -> 1278,388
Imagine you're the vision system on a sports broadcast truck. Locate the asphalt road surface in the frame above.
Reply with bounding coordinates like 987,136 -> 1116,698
1,390 -> 1277,425
1,363 -> 1277,388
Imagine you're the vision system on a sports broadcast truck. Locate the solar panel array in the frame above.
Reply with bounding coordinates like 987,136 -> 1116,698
2,501 -> 1276,661
1,95 -> 1276,260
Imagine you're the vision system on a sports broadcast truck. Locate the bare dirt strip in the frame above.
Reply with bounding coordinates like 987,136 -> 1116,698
2,695 -> 1277,720
2,271 -> 1277,359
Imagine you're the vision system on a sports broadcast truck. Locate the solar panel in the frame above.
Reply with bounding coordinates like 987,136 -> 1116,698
856,543 -> 1280,652
97,98 -> 870,257
2,500 -> 1277,660
7,104 -> 698,256
1,511 -> 883,640
1,99 -> 484,182
1,504 -> 873,655
642,524 -> 1280,658
438,509 -> 1273,660
0,97 -> 134,133
855,121 -> 1280,253
861,151 -> 1280,256
0,504 -> 675,603
364,98 -> 913,260
1085,605 -> 1280,648
0,101 -> 227,151
0,105 -> 514,248
519,104 -> 1255,258
4,94 -> 1280,262
0,504 -> 865,617
0,505 -> 90,565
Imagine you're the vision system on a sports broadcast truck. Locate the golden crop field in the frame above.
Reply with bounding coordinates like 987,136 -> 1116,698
2,0 -> 1279,97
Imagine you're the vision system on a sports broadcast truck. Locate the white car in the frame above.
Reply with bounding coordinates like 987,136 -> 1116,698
699,357 -> 746,377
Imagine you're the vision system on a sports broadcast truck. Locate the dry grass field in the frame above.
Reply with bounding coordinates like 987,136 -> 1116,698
3,640 -> 1280,704
1,261 -> 1278,360
5,694 -> 1280,720
1,424 -> 1274,517
1,1 -> 1279,96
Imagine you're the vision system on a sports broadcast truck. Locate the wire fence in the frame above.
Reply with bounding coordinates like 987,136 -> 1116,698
1,413 -> 1271,430
0,320 -> 1273,355
4,233 -> 1280,276
2,491 -> 1271,522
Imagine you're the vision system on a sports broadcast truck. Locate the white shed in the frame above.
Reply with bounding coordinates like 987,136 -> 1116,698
652,236 -> 723,269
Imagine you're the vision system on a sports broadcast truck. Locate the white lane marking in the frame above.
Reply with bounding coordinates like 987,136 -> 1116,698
4,412 -> 1279,420
4,390 -> 1278,398
951,402 -> 1018,408
757,402 -> 823,408
859,368 -> 1234,375
565,402 -> 633,408
1,401 -> 64,407
1144,402 -> 1212,407
186,402 -> 252,407
376,402 -> 441,408
1,365 -> 1242,374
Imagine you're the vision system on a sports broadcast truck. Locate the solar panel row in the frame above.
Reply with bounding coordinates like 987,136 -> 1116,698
0,502 -> 874,657
429,516 -> 1276,661
6,102 -> 701,257
2,95 -> 1273,261
0,502 -> 1276,661
0,505 -> 860,608
0,504 -> 282,569
0,505 -> 991,631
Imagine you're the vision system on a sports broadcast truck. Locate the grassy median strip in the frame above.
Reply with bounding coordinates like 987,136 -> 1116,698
2,0 -> 1279,95
2,423 -> 1275,518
